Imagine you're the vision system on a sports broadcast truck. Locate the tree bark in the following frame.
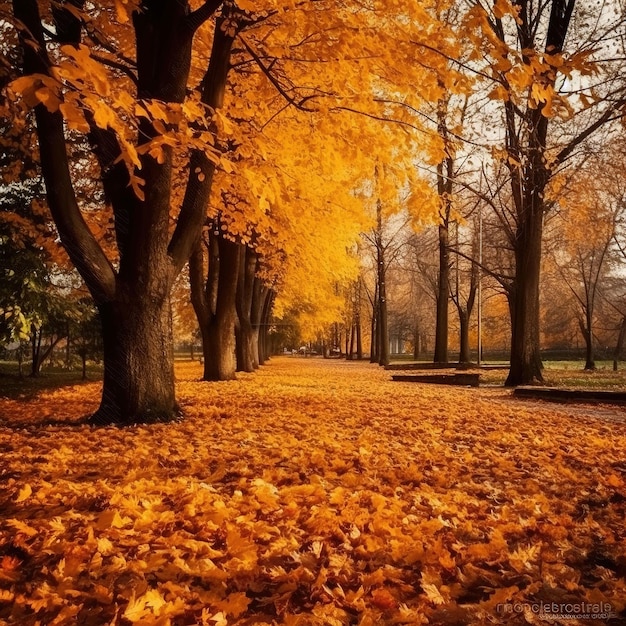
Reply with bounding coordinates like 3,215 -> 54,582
453,248 -> 477,366
377,272 -> 389,366
369,279 -> 379,363
433,94 -> 453,365
258,289 -> 274,364
580,312 -> 596,371
434,222 -> 450,364
413,319 -> 421,360
613,316 -> 626,371
65,322 -> 71,369
497,0 -> 575,386
505,211 -> 544,385
370,306 -> 378,363
91,290 -> 176,424
190,231 -> 241,381
235,246 -> 258,373
17,345 -> 24,378
12,0 -> 229,424
355,278 -> 363,359
250,279 -> 267,368
458,309 -> 470,365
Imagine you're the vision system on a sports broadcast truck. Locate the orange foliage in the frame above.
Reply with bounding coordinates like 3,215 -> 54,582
0,359 -> 625,624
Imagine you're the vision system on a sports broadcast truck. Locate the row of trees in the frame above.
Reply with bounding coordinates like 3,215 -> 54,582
353,140 -> 626,372
2,0 -> 434,423
324,0 -> 626,381
2,0 -> 626,424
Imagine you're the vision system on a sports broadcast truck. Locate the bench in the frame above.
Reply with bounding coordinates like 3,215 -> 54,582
514,386 -> 626,404
391,373 -> 480,387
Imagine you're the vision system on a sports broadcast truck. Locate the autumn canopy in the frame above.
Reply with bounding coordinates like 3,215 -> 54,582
3,0 -> 626,422
2,1 -> 626,624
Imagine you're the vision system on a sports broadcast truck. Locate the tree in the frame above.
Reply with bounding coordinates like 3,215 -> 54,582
7,1 -> 244,423
346,277 -> 364,360
466,0 -> 626,385
433,101 -> 454,365
189,222 -> 241,381
363,197 -> 417,366
0,180 -> 78,377
71,299 -> 103,380
450,220 -> 479,364
183,0 -> 451,377
554,162 -> 623,369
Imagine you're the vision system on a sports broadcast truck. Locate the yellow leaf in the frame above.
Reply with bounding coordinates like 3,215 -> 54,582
59,101 -> 89,133
607,474 -> 623,488
123,591 -> 149,623
0,589 -> 15,603
34,87 -> 62,113
15,483 -> 32,502
210,611 -> 228,626
96,509 -> 127,530
143,588 -> 166,612
6,519 -> 38,537
422,583 -> 446,605
215,592 -> 250,617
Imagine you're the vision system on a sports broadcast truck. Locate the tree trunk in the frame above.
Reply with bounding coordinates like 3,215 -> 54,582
370,279 -> 379,363
458,309 -> 470,365
501,1 -> 577,387
66,322 -> 71,368
377,297 -> 389,366
355,278 -> 363,360
434,222 -> 449,364
258,289 -> 274,364
17,344 -> 24,378
376,212 -> 389,367
613,315 -> 626,371
249,279 -> 266,369
90,292 -> 177,425
580,311 -> 596,371
194,233 -> 241,381
454,255 -> 477,366
235,246 -> 257,373
348,323 -> 356,360
413,320 -> 421,360
433,94 -> 453,366
30,327 -> 40,377
505,213 -> 544,386
13,0 -> 234,424
370,307 -> 378,363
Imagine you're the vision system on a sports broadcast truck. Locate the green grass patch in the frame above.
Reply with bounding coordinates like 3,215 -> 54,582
0,361 -> 103,401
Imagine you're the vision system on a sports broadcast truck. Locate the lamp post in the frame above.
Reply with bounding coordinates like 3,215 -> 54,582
477,205 -> 483,366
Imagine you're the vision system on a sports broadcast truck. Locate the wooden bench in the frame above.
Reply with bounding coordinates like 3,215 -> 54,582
391,373 -> 480,387
514,386 -> 626,404
386,362 -> 508,371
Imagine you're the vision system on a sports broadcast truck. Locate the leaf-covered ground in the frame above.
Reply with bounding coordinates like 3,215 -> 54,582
1,358 -> 625,625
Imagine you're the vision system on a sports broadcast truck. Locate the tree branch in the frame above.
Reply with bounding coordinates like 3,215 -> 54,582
12,0 -> 116,304
240,36 -> 318,112
187,0 -> 224,32
555,100 -> 626,166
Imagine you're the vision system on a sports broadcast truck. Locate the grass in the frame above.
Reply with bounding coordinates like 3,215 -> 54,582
0,361 -> 103,401
477,361 -> 626,389
1,357 -> 626,403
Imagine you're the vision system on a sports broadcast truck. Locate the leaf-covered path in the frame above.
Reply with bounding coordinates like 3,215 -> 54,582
1,358 -> 625,625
